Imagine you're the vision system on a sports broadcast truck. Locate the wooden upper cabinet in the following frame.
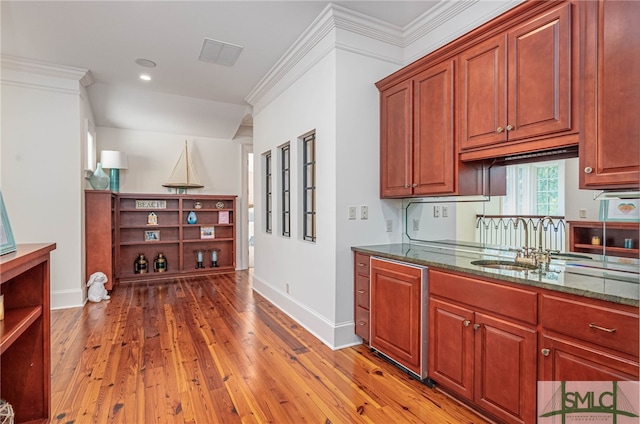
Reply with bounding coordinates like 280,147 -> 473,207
459,2 -> 573,159
380,80 -> 412,198
413,59 -> 456,195
580,0 -> 640,189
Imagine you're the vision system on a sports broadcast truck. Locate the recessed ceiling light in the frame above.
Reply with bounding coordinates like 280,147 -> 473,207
135,58 -> 157,68
140,74 -> 151,81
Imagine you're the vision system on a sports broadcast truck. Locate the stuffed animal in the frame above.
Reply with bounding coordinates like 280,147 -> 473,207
87,271 -> 111,302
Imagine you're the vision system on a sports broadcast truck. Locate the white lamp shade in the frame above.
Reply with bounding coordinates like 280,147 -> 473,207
100,150 -> 128,169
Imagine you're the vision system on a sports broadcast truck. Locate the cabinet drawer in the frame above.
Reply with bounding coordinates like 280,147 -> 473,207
355,306 -> 370,341
355,275 -> 370,310
354,253 -> 370,277
430,269 -> 537,325
541,295 -> 639,357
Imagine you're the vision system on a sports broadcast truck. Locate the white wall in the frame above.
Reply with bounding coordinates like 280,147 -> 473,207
1,64 -> 90,308
96,127 -> 245,268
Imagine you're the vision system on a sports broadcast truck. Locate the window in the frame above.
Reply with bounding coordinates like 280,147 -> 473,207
264,151 -> 272,233
302,132 -> 316,242
280,144 -> 291,237
502,160 -> 565,215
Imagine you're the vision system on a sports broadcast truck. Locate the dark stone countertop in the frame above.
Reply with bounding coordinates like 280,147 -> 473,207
352,241 -> 639,307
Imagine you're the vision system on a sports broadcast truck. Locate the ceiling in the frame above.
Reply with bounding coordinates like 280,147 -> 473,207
1,1 -> 440,140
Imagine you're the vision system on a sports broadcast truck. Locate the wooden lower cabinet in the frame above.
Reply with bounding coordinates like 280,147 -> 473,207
370,258 -> 427,378
353,253 -> 371,342
428,269 -> 537,424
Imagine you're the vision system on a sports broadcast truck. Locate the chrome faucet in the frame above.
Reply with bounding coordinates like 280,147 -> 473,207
537,216 -> 553,252
514,217 -> 535,265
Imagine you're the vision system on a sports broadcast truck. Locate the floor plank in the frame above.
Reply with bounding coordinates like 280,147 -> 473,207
51,271 -> 491,423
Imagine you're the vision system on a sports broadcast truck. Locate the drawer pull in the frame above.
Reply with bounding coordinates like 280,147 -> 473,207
357,290 -> 366,294
473,323 -> 480,330
358,321 -> 367,326
541,348 -> 550,357
463,320 -> 471,327
357,263 -> 366,267
589,323 -> 616,333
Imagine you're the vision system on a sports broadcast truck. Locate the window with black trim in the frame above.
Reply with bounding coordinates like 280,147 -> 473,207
264,151 -> 272,233
281,144 -> 291,237
302,132 -> 316,242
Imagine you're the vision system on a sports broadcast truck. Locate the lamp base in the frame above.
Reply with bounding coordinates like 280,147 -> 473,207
109,168 -> 120,192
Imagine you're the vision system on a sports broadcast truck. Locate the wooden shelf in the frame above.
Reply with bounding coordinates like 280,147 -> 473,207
568,221 -> 640,259
0,305 -> 42,354
0,243 -> 56,424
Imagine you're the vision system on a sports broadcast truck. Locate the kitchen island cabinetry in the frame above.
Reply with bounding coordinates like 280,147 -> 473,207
539,293 -> 639,381
370,258 -> 427,379
580,0 -> 640,189
458,2 -> 576,160
429,269 -> 537,424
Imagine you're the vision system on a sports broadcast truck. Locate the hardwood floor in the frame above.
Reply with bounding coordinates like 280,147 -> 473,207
51,271 -> 491,423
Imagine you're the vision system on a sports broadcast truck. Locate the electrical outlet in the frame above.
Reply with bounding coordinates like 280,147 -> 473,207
348,206 -> 356,220
433,206 -> 440,218
413,219 -> 420,231
442,206 -> 448,218
286,283 -> 290,294
360,205 -> 368,220
579,208 -> 587,219
386,220 -> 393,232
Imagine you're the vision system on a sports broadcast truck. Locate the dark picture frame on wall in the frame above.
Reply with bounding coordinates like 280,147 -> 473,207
0,191 -> 17,255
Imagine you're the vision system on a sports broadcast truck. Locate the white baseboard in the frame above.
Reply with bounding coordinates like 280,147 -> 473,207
252,275 -> 362,350
51,288 -> 85,310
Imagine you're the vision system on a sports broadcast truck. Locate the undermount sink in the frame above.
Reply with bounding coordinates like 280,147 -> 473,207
471,260 -> 538,271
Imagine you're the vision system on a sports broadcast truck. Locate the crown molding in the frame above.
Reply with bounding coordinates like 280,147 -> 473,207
1,54 -> 93,86
403,1 -> 479,47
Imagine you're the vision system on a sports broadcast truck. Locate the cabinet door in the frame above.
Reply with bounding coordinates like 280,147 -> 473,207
540,334 -> 639,381
507,2 -> 571,142
581,0 -> 640,189
380,80 -> 413,198
474,312 -> 537,424
370,259 -> 424,376
459,34 -> 507,150
428,298 -> 474,401
413,59 -> 456,195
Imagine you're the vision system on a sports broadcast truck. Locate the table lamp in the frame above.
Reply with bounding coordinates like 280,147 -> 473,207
100,150 -> 128,192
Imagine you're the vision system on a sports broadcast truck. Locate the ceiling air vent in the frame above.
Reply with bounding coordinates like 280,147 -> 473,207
198,38 -> 243,67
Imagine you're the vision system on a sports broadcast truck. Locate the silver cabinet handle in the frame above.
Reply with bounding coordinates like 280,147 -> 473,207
463,320 -> 471,327
541,348 -> 550,357
506,124 -> 514,131
357,290 -> 366,294
496,127 -> 504,133
404,184 -> 410,188
473,323 -> 480,330
412,183 -> 417,188
584,167 -> 593,174
589,323 -> 616,333
358,321 -> 367,326
357,263 -> 366,267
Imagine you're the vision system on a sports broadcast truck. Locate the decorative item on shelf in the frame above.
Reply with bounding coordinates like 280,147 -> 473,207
200,226 -> 215,239
187,210 -> 198,224
216,201 -> 225,209
134,254 -> 148,274
100,150 -> 128,193
154,253 -> 167,272
163,140 -> 204,193
0,191 -> 16,255
147,211 -> 158,225
591,236 -> 601,245
135,199 -> 166,209
218,210 -> 230,224
194,201 -> 203,209
624,238 -> 634,249
89,162 -> 110,190
209,248 -> 220,267
194,249 -> 205,269
145,230 -> 160,241
0,294 -> 4,321
0,399 -> 15,424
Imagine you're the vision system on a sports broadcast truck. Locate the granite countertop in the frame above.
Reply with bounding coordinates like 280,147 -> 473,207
352,241 -> 639,307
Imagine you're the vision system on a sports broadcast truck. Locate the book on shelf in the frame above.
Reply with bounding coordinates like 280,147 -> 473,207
218,210 -> 230,224
200,226 -> 215,239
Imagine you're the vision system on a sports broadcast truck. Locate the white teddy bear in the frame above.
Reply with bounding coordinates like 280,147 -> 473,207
87,271 -> 111,303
